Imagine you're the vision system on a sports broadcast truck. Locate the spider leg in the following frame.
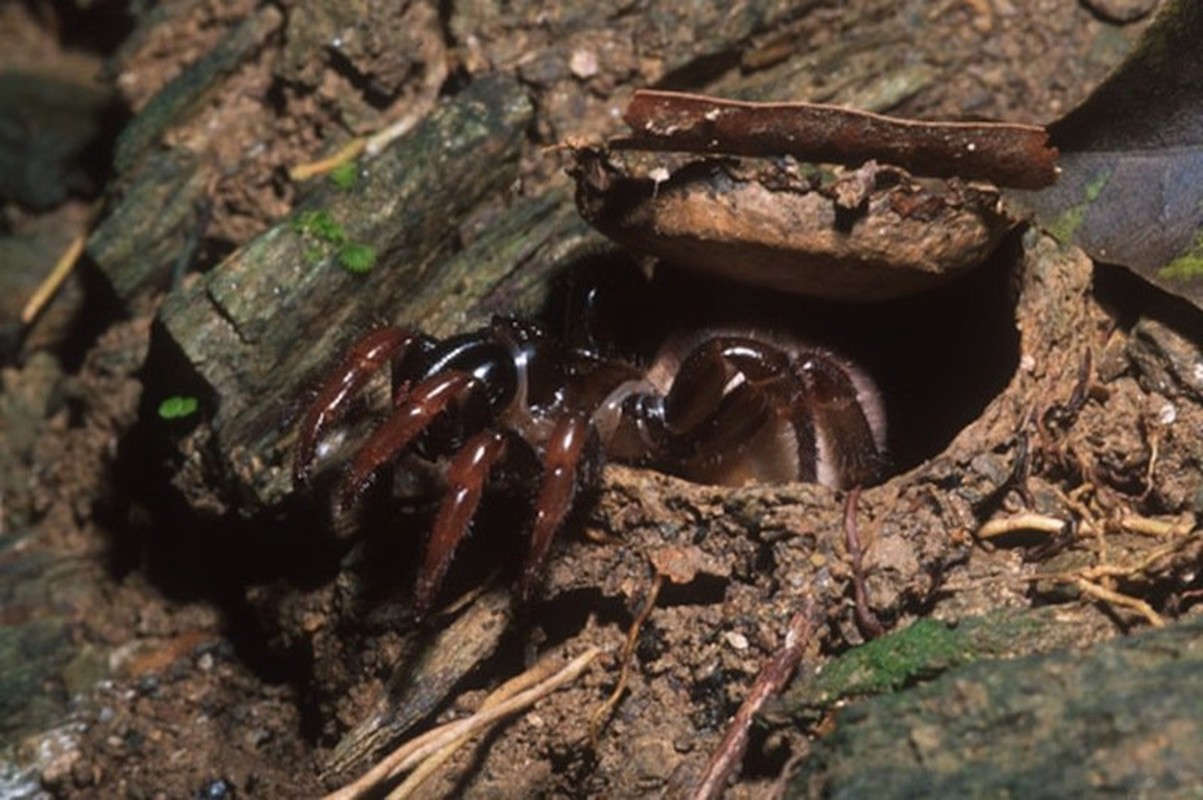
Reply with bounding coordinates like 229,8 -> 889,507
621,337 -> 808,485
294,326 -> 425,485
340,370 -> 482,506
615,334 -> 884,488
662,338 -> 796,455
413,429 -> 508,617
794,355 -> 885,489
519,414 -> 595,604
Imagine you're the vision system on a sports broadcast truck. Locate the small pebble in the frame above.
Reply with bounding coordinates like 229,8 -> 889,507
196,777 -> 236,799
723,631 -> 749,651
569,49 -> 599,80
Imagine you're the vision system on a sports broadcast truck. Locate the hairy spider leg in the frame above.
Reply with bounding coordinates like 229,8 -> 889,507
339,370 -> 483,507
413,429 -> 509,617
631,337 -> 816,486
793,356 -> 885,489
294,326 -> 426,485
519,413 -> 594,604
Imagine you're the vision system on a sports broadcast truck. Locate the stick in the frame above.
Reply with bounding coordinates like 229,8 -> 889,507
325,647 -> 602,800
688,602 -> 818,800
21,233 -> 87,325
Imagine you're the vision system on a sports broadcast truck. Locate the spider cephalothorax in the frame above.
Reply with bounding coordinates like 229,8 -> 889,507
293,288 -> 886,616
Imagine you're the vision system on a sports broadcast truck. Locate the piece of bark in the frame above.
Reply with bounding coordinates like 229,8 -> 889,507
111,6 -> 282,175
572,148 -> 1013,301
321,588 -> 514,786
617,90 -> 1058,189
89,6 -> 282,300
156,75 -> 534,512
87,149 -> 207,299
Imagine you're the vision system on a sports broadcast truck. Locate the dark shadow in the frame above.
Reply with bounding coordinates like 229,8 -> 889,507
1093,261 -> 1203,343
546,231 -> 1024,479
95,320 -> 344,688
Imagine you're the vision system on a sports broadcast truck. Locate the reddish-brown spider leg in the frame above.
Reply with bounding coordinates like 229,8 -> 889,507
646,337 -> 814,485
626,336 -> 884,488
413,429 -> 508,617
294,327 -> 423,485
795,356 -> 885,489
519,414 -> 593,604
340,370 -> 482,506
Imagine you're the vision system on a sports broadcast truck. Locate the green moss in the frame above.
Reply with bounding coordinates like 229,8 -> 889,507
291,208 -> 375,272
302,245 -> 325,266
1045,169 -> 1110,244
329,160 -> 359,191
158,395 -> 199,419
812,619 -> 968,701
785,612 -> 1048,721
1159,228 -> 1203,280
337,242 -> 377,273
291,209 -> 348,245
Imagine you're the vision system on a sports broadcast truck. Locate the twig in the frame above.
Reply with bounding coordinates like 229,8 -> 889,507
843,488 -> 884,638
1075,578 -> 1165,628
291,54 -> 446,179
364,98 -> 439,158
617,90 -> 1058,189
385,642 -> 572,800
688,601 -> 818,800
979,510 -> 1195,542
325,647 -> 602,800
21,232 -> 87,325
437,568 -> 503,617
1118,514 -> 1195,538
1139,420 -> 1160,502
590,572 -> 663,744
289,138 -> 367,182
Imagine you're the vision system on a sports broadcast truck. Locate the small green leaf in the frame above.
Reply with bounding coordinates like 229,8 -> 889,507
329,160 -> 358,191
158,395 -> 199,420
337,242 -> 377,273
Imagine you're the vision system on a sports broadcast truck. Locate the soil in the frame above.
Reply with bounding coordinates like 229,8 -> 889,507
3,1 -> 1200,799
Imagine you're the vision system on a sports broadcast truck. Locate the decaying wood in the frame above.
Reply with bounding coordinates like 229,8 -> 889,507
791,616 -> 1203,796
156,76 -> 558,513
89,6 -> 284,298
322,588 -> 514,785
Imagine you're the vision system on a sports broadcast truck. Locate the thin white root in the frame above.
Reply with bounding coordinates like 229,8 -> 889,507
325,646 -> 602,800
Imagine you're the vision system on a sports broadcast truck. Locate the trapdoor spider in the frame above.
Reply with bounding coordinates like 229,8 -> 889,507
293,270 -> 886,617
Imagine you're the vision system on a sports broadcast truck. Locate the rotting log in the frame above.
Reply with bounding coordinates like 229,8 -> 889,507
792,615 -> 1203,797
88,6 -> 284,299
154,76 -> 587,513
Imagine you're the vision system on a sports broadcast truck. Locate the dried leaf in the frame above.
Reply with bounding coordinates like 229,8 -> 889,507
1013,0 -> 1203,309
617,90 -> 1058,189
